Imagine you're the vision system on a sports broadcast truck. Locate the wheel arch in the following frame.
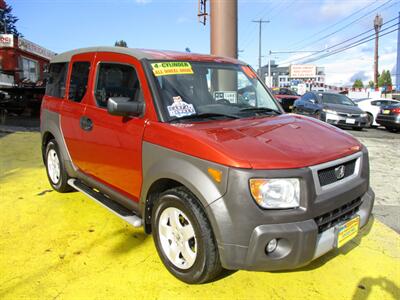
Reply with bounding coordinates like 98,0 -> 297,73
140,143 -> 229,234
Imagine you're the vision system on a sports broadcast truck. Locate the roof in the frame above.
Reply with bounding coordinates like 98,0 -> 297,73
51,46 -> 245,65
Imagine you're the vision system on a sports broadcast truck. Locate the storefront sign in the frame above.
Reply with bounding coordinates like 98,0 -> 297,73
18,37 -> 55,60
290,65 -> 316,78
0,34 -> 14,48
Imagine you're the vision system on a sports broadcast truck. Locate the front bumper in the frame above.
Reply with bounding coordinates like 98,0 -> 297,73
323,112 -> 368,128
206,149 -> 374,271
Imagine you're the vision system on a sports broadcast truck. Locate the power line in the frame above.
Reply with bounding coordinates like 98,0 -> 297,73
284,15 -> 399,65
296,0 -> 395,51
301,26 -> 399,64
288,0 -> 382,49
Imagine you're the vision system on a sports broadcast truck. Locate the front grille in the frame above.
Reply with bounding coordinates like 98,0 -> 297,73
337,112 -> 360,118
318,159 -> 356,187
314,198 -> 362,233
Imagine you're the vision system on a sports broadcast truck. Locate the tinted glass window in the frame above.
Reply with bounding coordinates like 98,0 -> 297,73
45,63 -> 68,98
321,94 -> 355,106
94,63 -> 141,108
371,101 -> 381,106
68,62 -> 90,102
301,93 -> 311,101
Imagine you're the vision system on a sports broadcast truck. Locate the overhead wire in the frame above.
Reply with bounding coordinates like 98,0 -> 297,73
301,26 -> 399,64
283,15 -> 399,65
295,0 -> 395,51
287,0 -> 382,49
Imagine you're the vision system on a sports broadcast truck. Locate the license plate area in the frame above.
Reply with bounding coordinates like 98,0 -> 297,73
335,215 -> 360,248
345,118 -> 356,124
383,110 -> 391,114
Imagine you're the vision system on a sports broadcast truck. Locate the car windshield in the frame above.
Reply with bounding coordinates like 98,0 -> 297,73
321,93 -> 355,106
148,61 -> 281,122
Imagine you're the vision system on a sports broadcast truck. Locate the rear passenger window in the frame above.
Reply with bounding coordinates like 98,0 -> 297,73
94,63 -> 141,108
45,63 -> 68,98
68,62 -> 90,102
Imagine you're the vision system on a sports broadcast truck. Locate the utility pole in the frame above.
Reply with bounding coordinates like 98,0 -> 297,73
252,19 -> 270,76
210,0 -> 238,58
374,14 -> 383,88
396,12 -> 400,91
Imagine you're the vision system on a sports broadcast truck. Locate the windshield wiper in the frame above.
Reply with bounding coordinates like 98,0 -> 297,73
239,107 -> 282,115
170,112 -> 240,123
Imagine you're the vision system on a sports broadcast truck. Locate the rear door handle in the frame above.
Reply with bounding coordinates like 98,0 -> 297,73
80,116 -> 93,131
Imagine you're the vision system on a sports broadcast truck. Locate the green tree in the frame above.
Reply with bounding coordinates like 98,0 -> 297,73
115,40 -> 128,47
368,80 -> 374,88
0,1 -> 22,36
352,79 -> 364,89
378,70 -> 393,88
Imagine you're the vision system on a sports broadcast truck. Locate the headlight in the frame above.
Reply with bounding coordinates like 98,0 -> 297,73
360,113 -> 367,117
322,109 -> 337,114
249,178 -> 300,209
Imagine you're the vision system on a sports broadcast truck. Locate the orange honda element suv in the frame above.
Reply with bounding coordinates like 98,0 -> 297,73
41,47 -> 374,283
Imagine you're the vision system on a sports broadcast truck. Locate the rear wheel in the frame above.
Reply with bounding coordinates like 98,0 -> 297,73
152,187 -> 222,284
45,139 -> 72,193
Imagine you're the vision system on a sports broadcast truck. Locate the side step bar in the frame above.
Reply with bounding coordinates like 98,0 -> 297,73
67,179 -> 142,227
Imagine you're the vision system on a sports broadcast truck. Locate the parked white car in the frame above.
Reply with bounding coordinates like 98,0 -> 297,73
353,98 -> 400,127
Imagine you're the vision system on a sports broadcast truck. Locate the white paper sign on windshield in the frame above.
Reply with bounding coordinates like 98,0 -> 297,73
167,96 -> 196,118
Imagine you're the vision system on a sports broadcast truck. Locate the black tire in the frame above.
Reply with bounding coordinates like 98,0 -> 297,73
386,126 -> 399,133
352,127 -> 363,131
152,187 -> 223,284
45,139 -> 73,193
366,113 -> 374,128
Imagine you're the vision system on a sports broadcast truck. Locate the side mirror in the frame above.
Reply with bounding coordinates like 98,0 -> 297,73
107,97 -> 144,117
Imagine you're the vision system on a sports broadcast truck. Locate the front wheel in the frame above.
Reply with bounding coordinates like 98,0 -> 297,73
152,187 -> 222,284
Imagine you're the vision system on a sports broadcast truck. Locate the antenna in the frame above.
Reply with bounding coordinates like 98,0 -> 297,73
198,0 -> 208,26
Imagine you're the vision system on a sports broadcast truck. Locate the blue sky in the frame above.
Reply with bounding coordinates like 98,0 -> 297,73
11,0 -> 400,86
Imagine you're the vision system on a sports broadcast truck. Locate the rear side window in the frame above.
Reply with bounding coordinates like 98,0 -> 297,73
94,63 -> 141,108
45,63 -> 68,98
68,62 -> 90,102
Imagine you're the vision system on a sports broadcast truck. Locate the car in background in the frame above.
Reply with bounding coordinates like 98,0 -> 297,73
353,98 -> 400,127
293,92 -> 368,130
376,103 -> 400,132
271,87 -> 300,112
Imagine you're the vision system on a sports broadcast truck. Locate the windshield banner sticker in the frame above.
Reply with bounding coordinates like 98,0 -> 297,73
167,96 -> 196,117
151,62 -> 194,77
214,91 -> 237,103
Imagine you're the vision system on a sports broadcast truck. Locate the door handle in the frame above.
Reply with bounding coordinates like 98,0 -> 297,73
80,116 -> 93,131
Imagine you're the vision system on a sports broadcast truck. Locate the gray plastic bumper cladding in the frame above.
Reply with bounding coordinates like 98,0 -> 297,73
206,148 -> 374,271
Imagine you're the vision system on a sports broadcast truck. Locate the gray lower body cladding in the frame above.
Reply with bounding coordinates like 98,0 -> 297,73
205,148 -> 374,271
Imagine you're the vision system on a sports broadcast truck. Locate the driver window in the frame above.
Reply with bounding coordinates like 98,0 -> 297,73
94,63 -> 141,108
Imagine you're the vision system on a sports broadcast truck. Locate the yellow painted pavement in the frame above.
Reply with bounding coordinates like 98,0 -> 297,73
0,132 -> 399,300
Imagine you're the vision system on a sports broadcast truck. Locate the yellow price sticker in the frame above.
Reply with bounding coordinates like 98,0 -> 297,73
151,62 -> 194,77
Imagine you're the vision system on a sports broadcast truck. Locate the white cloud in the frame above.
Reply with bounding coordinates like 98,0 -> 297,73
135,0 -> 152,5
176,16 -> 190,24
319,0 -> 374,19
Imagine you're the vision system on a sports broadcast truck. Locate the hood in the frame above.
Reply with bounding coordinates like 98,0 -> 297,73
324,103 -> 364,114
144,114 -> 362,170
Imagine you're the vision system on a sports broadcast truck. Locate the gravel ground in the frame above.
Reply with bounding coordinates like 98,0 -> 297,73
1,116 -> 399,232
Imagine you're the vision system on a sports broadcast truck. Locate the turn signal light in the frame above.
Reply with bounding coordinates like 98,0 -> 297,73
208,168 -> 222,183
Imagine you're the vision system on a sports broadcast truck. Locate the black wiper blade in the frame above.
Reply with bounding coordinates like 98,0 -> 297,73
239,107 -> 282,115
170,112 -> 240,123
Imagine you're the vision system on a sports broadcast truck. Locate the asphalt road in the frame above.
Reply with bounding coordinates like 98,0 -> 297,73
348,127 -> 400,233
